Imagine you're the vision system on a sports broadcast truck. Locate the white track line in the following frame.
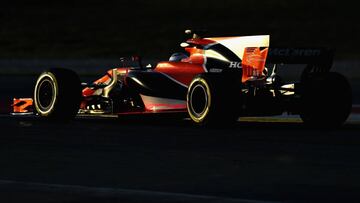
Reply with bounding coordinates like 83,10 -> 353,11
0,180 -> 280,203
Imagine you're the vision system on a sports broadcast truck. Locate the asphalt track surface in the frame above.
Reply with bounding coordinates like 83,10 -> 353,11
1,114 -> 360,203
1,75 -> 360,203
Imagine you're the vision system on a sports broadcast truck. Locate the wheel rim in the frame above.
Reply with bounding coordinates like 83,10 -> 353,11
189,83 -> 208,117
36,77 -> 56,112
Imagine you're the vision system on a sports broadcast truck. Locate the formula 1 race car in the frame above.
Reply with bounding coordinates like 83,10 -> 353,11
13,30 -> 352,126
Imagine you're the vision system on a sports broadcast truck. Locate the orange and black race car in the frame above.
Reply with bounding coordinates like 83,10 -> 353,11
13,30 -> 352,126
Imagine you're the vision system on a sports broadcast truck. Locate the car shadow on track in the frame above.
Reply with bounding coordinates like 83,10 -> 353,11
3,113 -> 359,129
2,113 -> 359,138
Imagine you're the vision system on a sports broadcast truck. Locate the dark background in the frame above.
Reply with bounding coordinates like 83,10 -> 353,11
0,0 -> 358,60
2,2 -> 360,203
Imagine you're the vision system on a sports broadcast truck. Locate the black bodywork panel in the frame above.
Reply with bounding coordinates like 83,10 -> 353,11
125,71 -> 187,100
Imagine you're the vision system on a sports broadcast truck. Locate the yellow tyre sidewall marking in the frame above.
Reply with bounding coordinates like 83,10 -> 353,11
187,77 -> 211,123
34,72 -> 58,116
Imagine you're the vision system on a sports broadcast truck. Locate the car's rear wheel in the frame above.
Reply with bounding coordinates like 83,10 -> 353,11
300,72 -> 352,127
34,68 -> 82,120
187,74 -> 241,125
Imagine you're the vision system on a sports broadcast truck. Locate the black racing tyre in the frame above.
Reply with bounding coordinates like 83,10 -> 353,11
186,73 -> 241,125
300,72 -> 352,127
34,68 -> 82,120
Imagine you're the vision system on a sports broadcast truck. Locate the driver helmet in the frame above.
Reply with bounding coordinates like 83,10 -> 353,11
169,52 -> 188,62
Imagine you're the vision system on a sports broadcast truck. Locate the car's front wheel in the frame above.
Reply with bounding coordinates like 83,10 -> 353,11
34,68 -> 81,120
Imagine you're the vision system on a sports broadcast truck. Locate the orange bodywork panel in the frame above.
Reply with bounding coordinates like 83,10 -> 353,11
13,98 -> 33,113
155,62 -> 205,86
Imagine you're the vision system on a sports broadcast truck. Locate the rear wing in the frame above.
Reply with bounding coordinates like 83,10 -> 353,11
267,47 -> 334,70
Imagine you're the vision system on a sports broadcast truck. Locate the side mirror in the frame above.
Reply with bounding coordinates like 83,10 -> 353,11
131,55 -> 141,62
132,55 -> 143,69
119,56 -> 143,69
184,29 -> 206,39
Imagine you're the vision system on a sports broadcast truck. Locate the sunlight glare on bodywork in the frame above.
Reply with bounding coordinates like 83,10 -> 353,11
204,49 -> 229,62
207,35 -> 270,60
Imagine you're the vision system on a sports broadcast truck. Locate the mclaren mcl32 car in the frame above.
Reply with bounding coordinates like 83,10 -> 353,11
13,30 -> 352,126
